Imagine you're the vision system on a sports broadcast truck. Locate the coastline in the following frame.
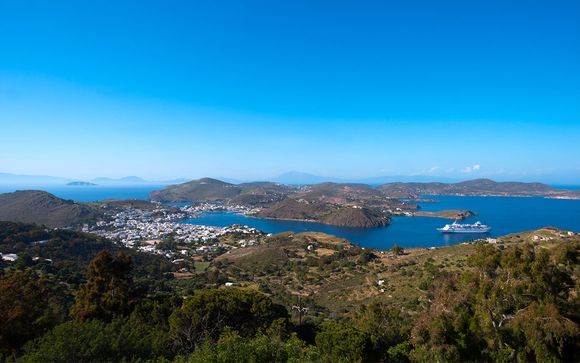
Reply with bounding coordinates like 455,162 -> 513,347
419,193 -> 580,200
245,213 -> 390,228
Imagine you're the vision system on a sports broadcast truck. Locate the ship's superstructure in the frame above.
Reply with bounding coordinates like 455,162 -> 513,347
437,220 -> 491,233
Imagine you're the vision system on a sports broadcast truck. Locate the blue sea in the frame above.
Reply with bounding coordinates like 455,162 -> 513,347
181,196 -> 580,249
1,185 -> 579,249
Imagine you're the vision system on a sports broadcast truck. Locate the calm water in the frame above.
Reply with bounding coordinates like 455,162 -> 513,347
0,185 -> 164,202
181,196 -> 580,249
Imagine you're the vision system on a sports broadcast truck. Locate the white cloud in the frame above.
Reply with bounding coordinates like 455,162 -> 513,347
462,164 -> 481,173
427,166 -> 440,174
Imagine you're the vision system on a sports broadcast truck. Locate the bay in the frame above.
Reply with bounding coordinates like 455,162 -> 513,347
181,196 -> 580,249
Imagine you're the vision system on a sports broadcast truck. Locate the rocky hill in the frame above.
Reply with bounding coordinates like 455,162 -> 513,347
150,178 -> 295,205
254,198 -> 389,227
150,178 -> 243,202
320,207 -> 389,227
249,182 -> 396,227
253,198 -> 328,221
0,190 -> 101,227
230,182 -> 296,206
297,182 -> 383,202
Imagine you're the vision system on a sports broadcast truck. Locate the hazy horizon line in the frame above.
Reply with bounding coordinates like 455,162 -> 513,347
1,170 -> 579,187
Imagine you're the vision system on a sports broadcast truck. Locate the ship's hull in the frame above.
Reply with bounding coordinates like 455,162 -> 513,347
437,228 -> 491,234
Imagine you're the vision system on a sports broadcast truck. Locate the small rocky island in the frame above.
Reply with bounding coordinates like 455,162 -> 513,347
67,181 -> 97,186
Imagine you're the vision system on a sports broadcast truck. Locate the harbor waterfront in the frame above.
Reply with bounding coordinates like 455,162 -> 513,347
180,195 -> 580,249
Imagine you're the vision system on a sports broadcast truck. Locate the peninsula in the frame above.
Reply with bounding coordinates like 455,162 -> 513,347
377,178 -> 580,199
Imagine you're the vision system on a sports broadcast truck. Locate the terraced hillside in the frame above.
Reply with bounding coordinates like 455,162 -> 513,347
213,228 -> 579,316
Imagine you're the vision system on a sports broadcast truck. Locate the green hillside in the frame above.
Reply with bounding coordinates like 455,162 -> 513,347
0,190 -> 102,228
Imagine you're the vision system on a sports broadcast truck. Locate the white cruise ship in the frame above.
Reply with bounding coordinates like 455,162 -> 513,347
437,220 -> 491,233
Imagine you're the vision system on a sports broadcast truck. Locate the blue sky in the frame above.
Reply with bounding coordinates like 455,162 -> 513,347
0,0 -> 579,183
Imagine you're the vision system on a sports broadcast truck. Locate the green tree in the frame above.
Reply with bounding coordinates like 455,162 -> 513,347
409,274 -> 484,362
391,244 -> 404,256
315,321 -> 368,363
358,249 -> 378,264
169,288 -> 288,356
0,271 -> 65,360
185,329 -> 321,363
70,250 -> 135,322
353,303 -> 411,361
22,316 -> 173,363
410,242 -> 580,362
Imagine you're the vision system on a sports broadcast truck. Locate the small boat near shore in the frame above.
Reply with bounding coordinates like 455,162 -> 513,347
437,220 -> 491,233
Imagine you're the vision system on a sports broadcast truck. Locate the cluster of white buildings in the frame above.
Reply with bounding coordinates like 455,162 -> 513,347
86,205 -> 264,257
180,202 -> 258,215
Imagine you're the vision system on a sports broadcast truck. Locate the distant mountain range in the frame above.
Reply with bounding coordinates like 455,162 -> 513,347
1,170 -> 577,190
271,171 -> 460,185
89,176 -> 189,185
0,171 -> 466,187
0,172 -> 71,185
151,177 -> 580,203
0,172 -> 188,186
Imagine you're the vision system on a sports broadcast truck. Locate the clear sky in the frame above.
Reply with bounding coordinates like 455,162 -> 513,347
0,0 -> 579,183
